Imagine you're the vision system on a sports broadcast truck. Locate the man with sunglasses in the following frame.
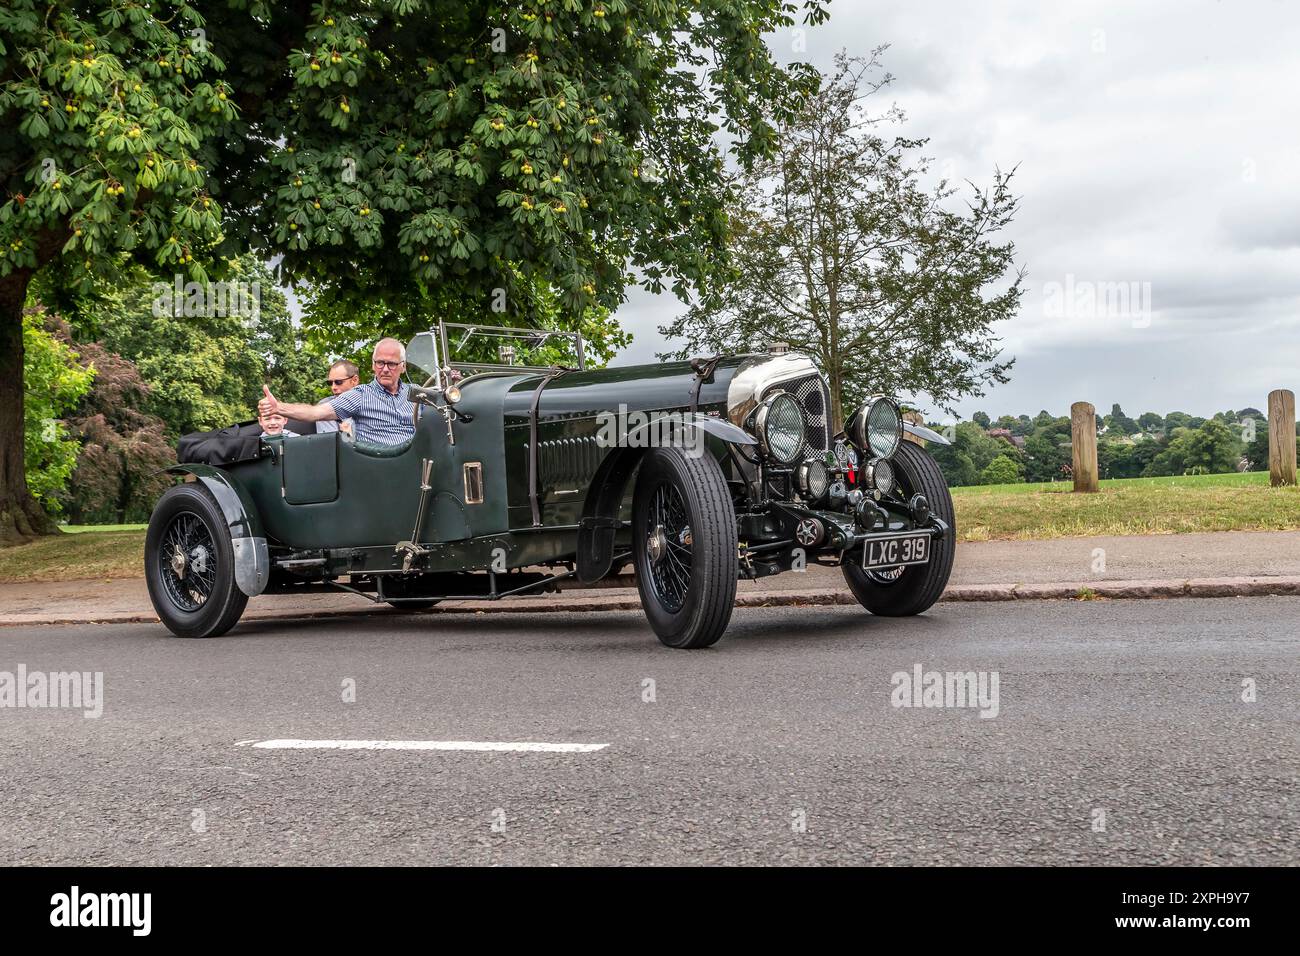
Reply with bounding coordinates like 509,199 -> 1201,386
315,360 -> 359,435
258,338 -> 416,446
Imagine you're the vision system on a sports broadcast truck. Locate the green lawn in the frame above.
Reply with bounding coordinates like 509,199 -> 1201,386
954,471 -> 1270,496
2,471 -> 1298,581
951,470 -> 1300,540
0,528 -> 146,582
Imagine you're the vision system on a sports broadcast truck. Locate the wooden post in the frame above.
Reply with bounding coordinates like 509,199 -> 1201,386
1268,389 -> 1296,486
1071,401 -> 1099,493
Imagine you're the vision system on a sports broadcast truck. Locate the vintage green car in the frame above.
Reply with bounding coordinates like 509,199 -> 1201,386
145,323 -> 955,648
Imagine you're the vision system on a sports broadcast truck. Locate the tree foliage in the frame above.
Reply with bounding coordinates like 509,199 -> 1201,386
980,453 -> 1022,485
927,404 -> 1271,487
299,266 -> 629,373
59,259 -> 326,436
659,51 -> 1024,429
1,0 -> 829,540
4,0 -> 827,300
40,315 -> 174,523
1143,419 -> 1240,477
928,420 -> 1021,487
21,307 -> 94,512
1104,403 -> 1138,436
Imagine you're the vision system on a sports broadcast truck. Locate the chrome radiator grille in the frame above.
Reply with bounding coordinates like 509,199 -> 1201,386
766,374 -> 831,461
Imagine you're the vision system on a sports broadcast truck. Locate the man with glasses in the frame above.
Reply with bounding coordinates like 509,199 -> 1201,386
258,338 -> 416,446
315,359 -> 359,435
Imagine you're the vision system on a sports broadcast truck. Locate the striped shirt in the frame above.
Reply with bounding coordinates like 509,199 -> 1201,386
315,396 -> 352,434
327,380 -> 416,446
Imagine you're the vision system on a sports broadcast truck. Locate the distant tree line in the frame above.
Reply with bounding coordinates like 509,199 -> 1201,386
927,403 -> 1296,487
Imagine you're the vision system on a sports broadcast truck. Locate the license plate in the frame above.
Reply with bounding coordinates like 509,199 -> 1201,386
863,533 -> 931,569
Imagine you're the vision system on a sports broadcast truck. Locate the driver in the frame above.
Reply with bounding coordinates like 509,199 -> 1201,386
258,338 -> 416,446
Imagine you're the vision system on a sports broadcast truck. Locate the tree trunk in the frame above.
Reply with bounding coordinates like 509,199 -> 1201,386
0,269 -> 58,545
828,365 -> 845,436
117,447 -> 130,525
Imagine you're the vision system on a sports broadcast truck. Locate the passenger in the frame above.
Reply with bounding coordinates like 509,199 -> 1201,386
316,359 -> 359,436
257,338 -> 416,446
258,409 -> 298,439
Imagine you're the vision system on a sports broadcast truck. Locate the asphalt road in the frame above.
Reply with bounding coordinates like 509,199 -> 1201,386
1,598 -> 1296,866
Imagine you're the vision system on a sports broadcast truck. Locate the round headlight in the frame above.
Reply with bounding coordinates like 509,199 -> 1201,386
869,456 -> 895,496
796,458 -> 830,501
850,397 -> 902,460
755,392 -> 804,464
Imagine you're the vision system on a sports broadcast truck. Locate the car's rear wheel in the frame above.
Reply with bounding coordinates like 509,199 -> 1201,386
632,447 -> 737,649
842,440 -> 955,616
145,484 -> 248,638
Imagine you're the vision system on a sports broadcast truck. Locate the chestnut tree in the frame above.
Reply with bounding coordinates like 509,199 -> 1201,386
0,0 -> 827,542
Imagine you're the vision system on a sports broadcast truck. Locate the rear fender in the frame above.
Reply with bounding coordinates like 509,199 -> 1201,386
164,465 -> 269,596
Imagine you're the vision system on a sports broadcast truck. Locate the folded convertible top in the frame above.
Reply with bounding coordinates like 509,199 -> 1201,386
176,421 -> 264,467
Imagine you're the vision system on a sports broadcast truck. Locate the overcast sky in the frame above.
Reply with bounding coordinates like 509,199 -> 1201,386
609,0 -> 1300,422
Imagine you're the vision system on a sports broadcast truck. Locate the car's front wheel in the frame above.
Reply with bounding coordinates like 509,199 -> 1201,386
632,447 -> 738,649
145,483 -> 248,638
842,440 -> 956,616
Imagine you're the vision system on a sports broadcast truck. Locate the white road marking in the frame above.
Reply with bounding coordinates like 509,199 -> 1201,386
237,738 -> 609,753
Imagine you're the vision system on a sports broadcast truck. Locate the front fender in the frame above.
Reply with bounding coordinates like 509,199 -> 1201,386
904,422 -> 951,446
683,413 -> 757,446
164,465 -> 269,596
622,411 -> 757,448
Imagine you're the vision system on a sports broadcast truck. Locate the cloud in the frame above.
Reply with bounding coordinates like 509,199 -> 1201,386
612,0 -> 1300,420
1220,200 -> 1300,251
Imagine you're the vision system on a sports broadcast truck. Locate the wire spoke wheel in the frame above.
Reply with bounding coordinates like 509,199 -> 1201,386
632,447 -> 737,649
865,564 -> 908,585
145,483 -> 249,638
158,511 -> 217,612
644,481 -> 693,613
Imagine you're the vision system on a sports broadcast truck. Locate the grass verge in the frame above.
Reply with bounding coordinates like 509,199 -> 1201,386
0,529 -> 146,582
951,471 -> 1300,540
2,472 -> 1298,581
